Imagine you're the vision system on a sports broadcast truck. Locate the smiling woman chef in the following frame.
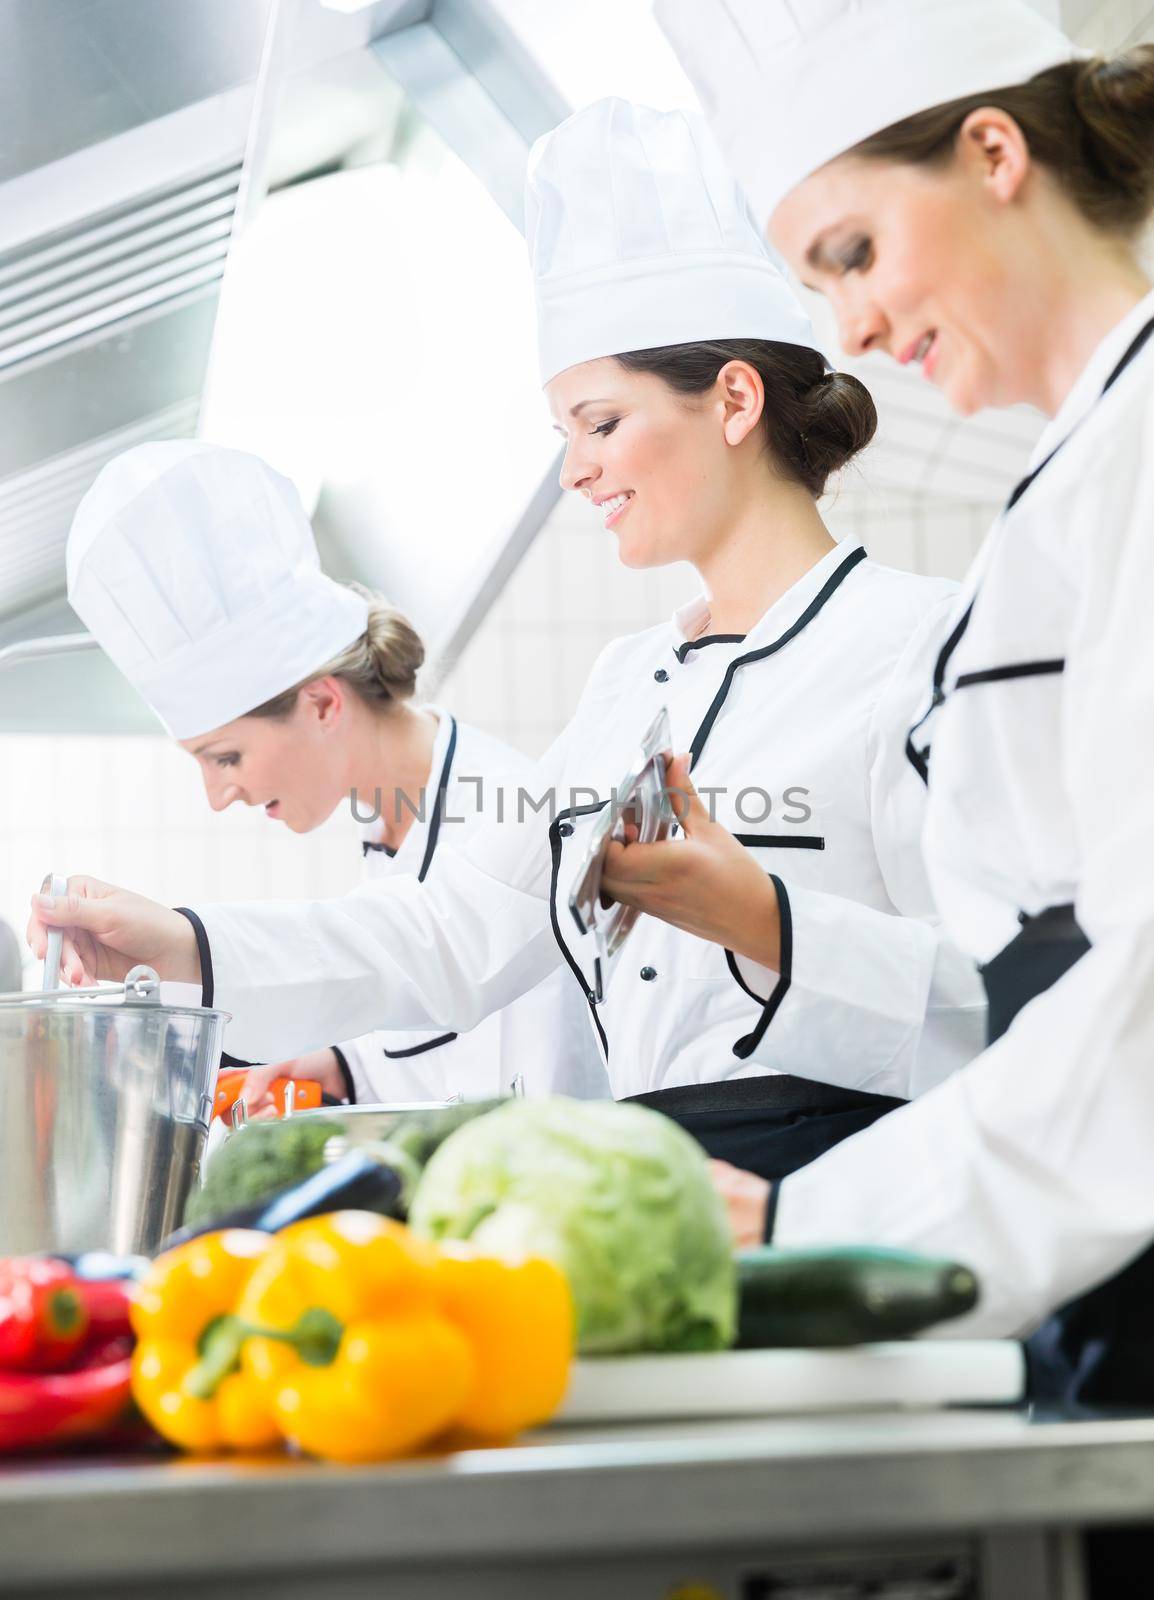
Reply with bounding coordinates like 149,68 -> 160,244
631,0 -> 1154,1443
62,441 -> 606,1106
29,99 -> 983,1182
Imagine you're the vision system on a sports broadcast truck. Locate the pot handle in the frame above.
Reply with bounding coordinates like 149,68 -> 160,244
122,966 -> 162,1003
40,873 -> 67,992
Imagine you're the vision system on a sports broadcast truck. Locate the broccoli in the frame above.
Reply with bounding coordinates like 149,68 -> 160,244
184,1119 -> 335,1227
184,1099 -> 509,1230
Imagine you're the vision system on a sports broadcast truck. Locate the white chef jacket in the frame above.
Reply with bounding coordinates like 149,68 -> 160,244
336,710 -> 609,1103
775,289 -> 1154,1338
193,542 -> 984,1100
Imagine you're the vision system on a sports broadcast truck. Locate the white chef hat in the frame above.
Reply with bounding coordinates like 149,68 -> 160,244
67,441 -> 370,740
526,97 -> 818,386
654,0 -> 1078,226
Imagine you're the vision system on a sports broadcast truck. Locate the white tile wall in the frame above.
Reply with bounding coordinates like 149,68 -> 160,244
1077,0 -> 1154,48
0,478 -> 1000,971
0,736 -> 363,987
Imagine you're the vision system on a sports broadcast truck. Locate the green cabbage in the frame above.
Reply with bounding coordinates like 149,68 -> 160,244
409,1098 -> 735,1354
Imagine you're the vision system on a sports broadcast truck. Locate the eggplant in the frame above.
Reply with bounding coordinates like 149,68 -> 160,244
159,1152 -> 404,1251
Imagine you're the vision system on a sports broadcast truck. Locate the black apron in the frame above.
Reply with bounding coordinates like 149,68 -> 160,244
623,1075 -> 905,1182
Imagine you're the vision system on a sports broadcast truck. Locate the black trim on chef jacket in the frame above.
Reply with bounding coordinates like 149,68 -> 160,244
361,716 -> 460,876
175,907 -> 250,1077
904,599 -> 975,785
688,545 -> 867,769
733,833 -> 824,851
905,611 -> 1066,784
954,660 -> 1065,690
906,314 -> 1154,785
732,874 -> 792,1059
684,545 -> 865,1055
330,1046 -> 356,1102
725,949 -> 762,1004
674,632 -> 746,664
381,1034 -> 457,1060
548,800 -> 611,1058
417,715 -> 460,885
378,714 -> 462,1058
175,907 -> 214,1006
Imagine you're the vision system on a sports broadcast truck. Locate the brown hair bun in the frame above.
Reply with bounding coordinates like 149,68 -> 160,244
616,339 -> 876,498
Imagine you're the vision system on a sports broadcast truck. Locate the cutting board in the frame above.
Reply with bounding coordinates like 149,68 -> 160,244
557,1341 -> 1025,1424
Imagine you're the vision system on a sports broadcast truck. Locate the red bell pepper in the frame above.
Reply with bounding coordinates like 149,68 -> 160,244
0,1337 -> 133,1453
0,1259 -> 89,1372
76,1276 -> 134,1346
0,1264 -> 138,1454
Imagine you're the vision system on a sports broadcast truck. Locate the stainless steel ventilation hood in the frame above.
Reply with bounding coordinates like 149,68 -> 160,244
0,0 -> 566,731
0,0 -> 292,620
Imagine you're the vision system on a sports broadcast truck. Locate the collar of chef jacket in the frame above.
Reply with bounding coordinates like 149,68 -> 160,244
1030,287 -> 1154,471
666,539 -> 868,671
361,706 -> 456,881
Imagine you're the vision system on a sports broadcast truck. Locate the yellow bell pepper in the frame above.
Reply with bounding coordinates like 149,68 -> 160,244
237,1211 -> 476,1465
434,1246 -> 573,1439
130,1230 -> 281,1453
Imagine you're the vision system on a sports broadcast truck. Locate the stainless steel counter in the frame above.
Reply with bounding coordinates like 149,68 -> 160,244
3,1407 -> 1153,1598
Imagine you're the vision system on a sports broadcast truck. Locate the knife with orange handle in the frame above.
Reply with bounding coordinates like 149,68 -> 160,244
212,1068 -> 322,1125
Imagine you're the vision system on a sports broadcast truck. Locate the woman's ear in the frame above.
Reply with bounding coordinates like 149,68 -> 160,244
718,360 -> 765,446
956,107 -> 1031,206
301,676 -> 344,728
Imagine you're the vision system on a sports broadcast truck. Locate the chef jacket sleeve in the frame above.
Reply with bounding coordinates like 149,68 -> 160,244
732,596 -> 985,1100
193,724 -> 576,1064
772,398 -> 1154,1337
331,1036 -> 372,1103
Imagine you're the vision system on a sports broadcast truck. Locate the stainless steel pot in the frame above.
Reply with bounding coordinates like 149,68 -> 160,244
0,965 -> 228,1255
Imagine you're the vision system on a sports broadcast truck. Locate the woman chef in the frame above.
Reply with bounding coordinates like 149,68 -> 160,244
31,100 -> 983,1181
64,441 -> 606,1105
644,0 -> 1154,1417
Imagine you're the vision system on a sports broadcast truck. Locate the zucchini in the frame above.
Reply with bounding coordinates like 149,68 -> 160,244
735,1246 -> 979,1348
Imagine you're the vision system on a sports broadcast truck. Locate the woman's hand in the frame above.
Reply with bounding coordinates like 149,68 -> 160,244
240,1049 -> 346,1119
27,875 -> 201,988
711,1159 -> 771,1249
600,753 -> 782,969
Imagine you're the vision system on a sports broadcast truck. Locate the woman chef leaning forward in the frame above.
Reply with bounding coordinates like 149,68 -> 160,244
650,0 -> 1154,1431
30,100 -> 983,1184
60,442 -> 606,1108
